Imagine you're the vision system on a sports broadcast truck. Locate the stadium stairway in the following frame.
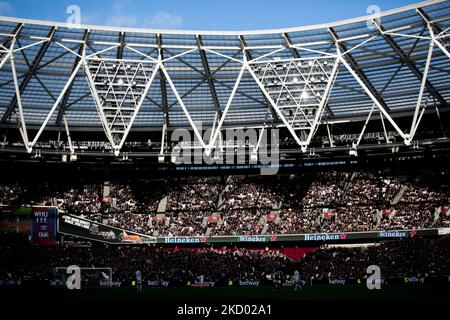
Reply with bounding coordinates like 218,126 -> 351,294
375,213 -> 382,229
157,196 -> 168,213
261,223 -> 268,235
391,186 -> 408,206
261,208 -> 281,235
216,176 -> 234,210
344,172 -> 357,191
103,181 -> 110,198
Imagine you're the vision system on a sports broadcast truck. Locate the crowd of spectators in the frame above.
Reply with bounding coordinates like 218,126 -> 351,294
56,184 -> 102,215
0,241 -> 289,284
341,172 -> 403,206
224,179 -> 280,210
0,184 -> 26,206
299,237 -> 450,281
157,211 -> 209,237
302,172 -> 348,208
1,170 -> 449,236
213,209 -> 265,236
167,178 -> 221,212
1,237 -> 449,284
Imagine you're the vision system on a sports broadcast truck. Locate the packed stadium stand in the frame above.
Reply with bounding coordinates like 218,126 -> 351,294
1,169 -> 449,236
1,237 -> 449,284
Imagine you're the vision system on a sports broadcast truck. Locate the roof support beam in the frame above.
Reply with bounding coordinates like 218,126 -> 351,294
7,23 -> 24,40
55,29 -> 89,126
417,8 -> 450,60
329,27 -> 391,113
283,32 -> 334,117
2,26 -> 56,123
117,32 -> 125,59
240,35 -> 280,122
1,23 -> 23,53
283,33 -> 300,59
0,23 -> 23,72
374,20 -> 446,106
196,35 -> 222,118
157,34 -> 170,127
331,29 -> 409,143
416,8 -> 446,39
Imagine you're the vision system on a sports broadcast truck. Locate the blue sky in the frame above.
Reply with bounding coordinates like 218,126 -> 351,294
0,0 -> 420,30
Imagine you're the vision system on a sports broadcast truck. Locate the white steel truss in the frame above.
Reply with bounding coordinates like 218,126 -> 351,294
0,37 -> 58,153
84,58 -> 158,156
1,0 -> 450,157
248,56 -> 339,152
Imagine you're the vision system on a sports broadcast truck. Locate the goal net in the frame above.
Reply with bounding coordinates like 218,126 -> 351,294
54,267 -> 113,288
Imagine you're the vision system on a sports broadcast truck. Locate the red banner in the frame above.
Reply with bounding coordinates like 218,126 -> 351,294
153,215 -> 165,222
322,209 -> 336,220
208,214 -> 220,223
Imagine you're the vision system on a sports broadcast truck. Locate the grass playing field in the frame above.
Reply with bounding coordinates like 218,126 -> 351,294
8,284 -> 448,301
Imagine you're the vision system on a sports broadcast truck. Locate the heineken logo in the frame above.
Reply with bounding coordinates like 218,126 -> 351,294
239,236 -> 267,242
379,231 -> 408,238
304,233 -> 342,241
164,237 -> 202,244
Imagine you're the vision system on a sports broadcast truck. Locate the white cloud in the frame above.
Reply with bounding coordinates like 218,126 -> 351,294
0,1 -> 14,16
144,11 -> 183,29
107,15 -> 140,28
106,0 -> 140,27
112,0 -> 136,12
80,0 -> 183,29
81,13 -> 101,25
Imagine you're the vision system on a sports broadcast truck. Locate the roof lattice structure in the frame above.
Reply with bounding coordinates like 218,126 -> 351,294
0,0 -> 449,155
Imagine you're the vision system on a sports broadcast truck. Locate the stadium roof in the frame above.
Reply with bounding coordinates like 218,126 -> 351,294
0,0 -> 449,154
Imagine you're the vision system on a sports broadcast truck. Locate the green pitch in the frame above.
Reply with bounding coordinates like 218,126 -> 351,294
26,284 -> 449,301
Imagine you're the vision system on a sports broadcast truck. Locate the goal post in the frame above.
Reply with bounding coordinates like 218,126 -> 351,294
54,267 -> 113,287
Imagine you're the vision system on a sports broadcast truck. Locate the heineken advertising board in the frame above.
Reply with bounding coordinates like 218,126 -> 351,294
58,213 -> 440,244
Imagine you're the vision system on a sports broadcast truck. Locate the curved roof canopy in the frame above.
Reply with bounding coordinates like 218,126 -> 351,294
0,0 -> 449,155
